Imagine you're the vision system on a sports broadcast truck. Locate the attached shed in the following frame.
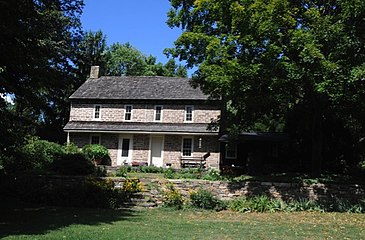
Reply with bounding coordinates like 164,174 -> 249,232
219,132 -> 289,175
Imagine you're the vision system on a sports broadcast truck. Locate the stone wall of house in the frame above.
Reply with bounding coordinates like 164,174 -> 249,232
69,102 -> 220,123
69,133 -> 220,168
132,134 -> 150,164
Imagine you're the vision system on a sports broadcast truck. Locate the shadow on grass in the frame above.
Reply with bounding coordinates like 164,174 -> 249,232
0,196 -> 138,239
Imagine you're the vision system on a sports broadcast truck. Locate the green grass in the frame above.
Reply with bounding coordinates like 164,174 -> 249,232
1,206 -> 365,239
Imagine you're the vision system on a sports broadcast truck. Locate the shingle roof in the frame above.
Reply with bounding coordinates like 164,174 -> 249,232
64,121 -> 218,134
70,76 -> 209,100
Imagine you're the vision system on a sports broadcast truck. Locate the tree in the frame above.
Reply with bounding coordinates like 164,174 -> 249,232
105,42 -> 187,77
167,0 -> 365,175
0,0 -> 84,163
75,30 -> 108,82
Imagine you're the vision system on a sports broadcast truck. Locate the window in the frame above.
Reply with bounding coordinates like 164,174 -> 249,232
90,135 -> 101,145
185,105 -> 194,122
182,138 -> 193,157
225,143 -> 237,159
125,105 -> 132,120
93,105 -> 101,119
154,105 -> 163,121
121,138 -> 130,157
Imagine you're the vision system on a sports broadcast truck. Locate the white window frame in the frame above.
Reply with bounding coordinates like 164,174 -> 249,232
93,104 -> 101,120
124,105 -> 133,121
225,143 -> 237,159
181,137 -> 194,157
90,134 -> 101,145
154,105 -> 163,122
184,105 -> 194,122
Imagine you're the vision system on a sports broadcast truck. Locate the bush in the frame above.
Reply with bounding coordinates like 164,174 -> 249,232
137,165 -> 164,173
122,178 -> 143,196
203,169 -> 222,181
189,188 -> 226,211
116,166 -> 128,177
52,152 -> 95,175
82,144 -> 109,162
162,183 -> 184,209
20,137 -> 64,171
163,168 -> 175,179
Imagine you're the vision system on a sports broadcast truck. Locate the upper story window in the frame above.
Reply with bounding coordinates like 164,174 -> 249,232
125,105 -> 133,121
93,105 -> 101,119
154,105 -> 163,121
182,137 -> 193,157
185,105 -> 194,122
90,134 -> 101,145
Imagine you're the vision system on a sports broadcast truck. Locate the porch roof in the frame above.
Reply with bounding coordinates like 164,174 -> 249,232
219,132 -> 289,142
64,121 -> 218,135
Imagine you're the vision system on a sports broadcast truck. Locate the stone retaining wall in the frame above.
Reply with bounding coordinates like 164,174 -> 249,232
2,175 -> 365,204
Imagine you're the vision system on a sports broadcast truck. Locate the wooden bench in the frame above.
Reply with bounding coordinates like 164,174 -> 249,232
180,152 -> 210,168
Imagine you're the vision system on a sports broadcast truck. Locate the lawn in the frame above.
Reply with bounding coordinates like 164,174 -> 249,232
1,206 -> 365,240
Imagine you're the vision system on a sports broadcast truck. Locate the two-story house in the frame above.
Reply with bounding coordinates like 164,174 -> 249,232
64,67 -> 221,169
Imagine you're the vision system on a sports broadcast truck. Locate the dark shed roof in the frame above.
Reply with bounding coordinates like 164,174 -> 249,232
219,132 -> 289,142
70,76 -> 208,100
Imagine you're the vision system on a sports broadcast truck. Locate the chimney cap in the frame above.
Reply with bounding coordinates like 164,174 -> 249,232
90,66 -> 100,79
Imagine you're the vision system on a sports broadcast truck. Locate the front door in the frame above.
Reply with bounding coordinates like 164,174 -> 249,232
151,136 -> 163,167
117,135 -> 132,165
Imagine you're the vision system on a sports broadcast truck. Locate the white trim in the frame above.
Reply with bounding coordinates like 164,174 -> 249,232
65,130 -> 218,136
150,135 -> 164,167
181,136 -> 194,157
89,134 -> 101,144
117,134 -> 133,165
124,105 -> 133,121
93,104 -> 101,120
154,105 -> 163,122
184,105 -> 194,122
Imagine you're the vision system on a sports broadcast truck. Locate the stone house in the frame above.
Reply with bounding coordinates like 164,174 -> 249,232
64,67 -> 221,168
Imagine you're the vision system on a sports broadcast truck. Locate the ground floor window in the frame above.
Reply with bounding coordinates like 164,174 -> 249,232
121,138 -> 130,157
90,135 -> 101,145
225,143 -> 237,159
182,138 -> 193,156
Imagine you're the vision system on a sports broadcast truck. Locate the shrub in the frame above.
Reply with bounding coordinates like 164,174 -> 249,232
203,169 -> 222,181
162,183 -> 184,209
122,178 -> 143,197
63,143 -> 80,154
52,152 -> 95,175
137,165 -> 164,173
20,137 -> 64,171
82,144 -> 109,162
163,168 -> 175,179
116,166 -> 128,177
189,188 -> 226,211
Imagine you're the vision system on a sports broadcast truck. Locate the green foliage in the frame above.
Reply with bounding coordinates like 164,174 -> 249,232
105,42 -> 187,77
203,169 -> 222,181
19,137 -> 64,171
162,183 -> 184,209
137,165 -> 164,173
51,152 -> 95,176
163,168 -> 176,179
116,166 -> 128,177
82,144 -> 109,161
167,0 -> 365,175
121,178 -> 143,197
189,188 -> 226,211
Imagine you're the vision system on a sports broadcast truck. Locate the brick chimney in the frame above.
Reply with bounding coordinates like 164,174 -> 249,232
90,66 -> 100,79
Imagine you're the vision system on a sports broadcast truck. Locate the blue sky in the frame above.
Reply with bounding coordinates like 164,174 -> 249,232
81,0 -> 183,65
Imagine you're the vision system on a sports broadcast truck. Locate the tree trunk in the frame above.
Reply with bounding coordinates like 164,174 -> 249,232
311,94 -> 323,177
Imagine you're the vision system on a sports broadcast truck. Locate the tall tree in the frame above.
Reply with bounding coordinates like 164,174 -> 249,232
167,0 -> 365,174
0,0 -> 84,161
75,30 -> 108,82
105,42 -> 187,77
